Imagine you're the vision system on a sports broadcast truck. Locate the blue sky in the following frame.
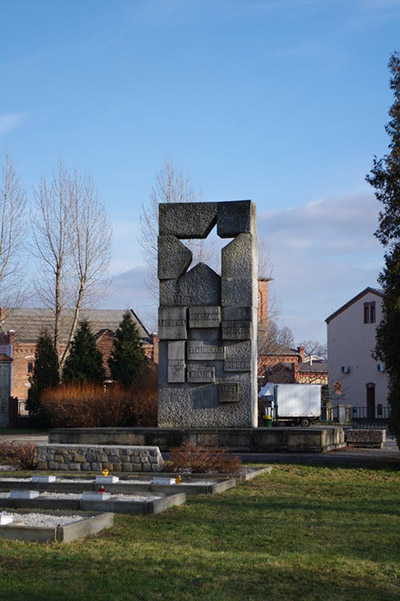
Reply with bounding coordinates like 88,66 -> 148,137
1,0 -> 399,341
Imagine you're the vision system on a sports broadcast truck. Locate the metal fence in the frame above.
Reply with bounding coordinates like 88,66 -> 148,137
321,404 -> 390,430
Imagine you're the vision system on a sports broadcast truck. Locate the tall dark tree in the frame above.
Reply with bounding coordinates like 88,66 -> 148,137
27,329 -> 59,424
108,311 -> 147,386
63,319 -> 105,384
366,52 -> 400,444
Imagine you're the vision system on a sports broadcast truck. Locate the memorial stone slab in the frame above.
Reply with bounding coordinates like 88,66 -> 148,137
221,277 -> 256,307
219,382 -> 240,403
168,341 -> 186,383
189,305 -> 221,328
161,263 -> 221,307
221,321 -> 252,340
159,202 -> 217,239
158,307 -> 187,340
224,341 -> 251,372
158,235 -> 192,280
187,340 -> 225,361
221,233 -> 257,279
217,200 -> 256,238
187,364 -> 216,383
222,306 -> 253,322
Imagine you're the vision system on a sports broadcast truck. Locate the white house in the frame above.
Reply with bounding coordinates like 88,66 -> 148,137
325,287 -> 388,418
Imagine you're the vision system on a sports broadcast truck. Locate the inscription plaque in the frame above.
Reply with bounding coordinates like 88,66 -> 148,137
187,340 -> 224,361
168,341 -> 186,383
158,307 -> 187,340
224,360 -> 251,372
189,306 -> 221,328
221,321 -> 251,340
219,382 -> 240,403
187,364 -> 216,383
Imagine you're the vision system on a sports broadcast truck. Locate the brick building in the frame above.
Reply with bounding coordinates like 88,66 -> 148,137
0,308 -> 156,401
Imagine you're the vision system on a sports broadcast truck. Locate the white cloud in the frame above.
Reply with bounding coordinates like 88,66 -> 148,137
258,191 -> 383,342
0,112 -> 26,135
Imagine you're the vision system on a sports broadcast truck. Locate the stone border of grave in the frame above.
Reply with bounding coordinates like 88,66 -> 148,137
0,510 -> 114,543
0,491 -> 187,514
346,429 -> 386,448
0,476 -> 237,496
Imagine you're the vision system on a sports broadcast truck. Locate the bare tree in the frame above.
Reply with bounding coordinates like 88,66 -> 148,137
0,150 -> 26,306
31,162 -> 112,374
139,159 -> 212,302
296,339 -> 327,362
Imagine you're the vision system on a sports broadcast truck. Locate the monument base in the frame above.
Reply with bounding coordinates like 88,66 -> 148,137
49,427 -> 346,454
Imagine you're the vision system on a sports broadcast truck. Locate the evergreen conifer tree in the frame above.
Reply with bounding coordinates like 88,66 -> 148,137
108,311 -> 147,386
63,320 -> 105,384
27,329 -> 59,424
366,52 -> 400,444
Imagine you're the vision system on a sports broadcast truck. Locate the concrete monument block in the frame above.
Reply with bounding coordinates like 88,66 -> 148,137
158,307 -> 187,340
158,236 -> 192,280
224,341 -> 251,372
187,364 -> 216,383
217,200 -> 256,238
219,382 -> 240,403
189,306 -> 221,328
222,306 -> 253,321
159,202 -> 217,239
221,277 -> 257,307
168,341 -> 186,383
158,199 -> 258,428
187,340 -> 225,361
221,321 -> 252,340
221,233 -> 257,279
160,263 -> 221,307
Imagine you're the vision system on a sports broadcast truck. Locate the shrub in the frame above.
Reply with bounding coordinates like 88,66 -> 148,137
162,442 -> 242,474
41,367 -> 158,428
0,442 -> 38,470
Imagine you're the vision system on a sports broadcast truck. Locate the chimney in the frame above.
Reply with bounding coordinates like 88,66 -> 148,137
257,278 -> 269,337
0,308 -> 5,322
298,346 -> 305,363
152,332 -> 159,365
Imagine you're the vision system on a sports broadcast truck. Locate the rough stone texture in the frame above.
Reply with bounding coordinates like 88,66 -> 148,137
158,236 -> 193,280
160,264 -> 221,307
221,277 -> 257,307
224,341 -> 251,372
217,201 -> 256,238
221,234 -> 257,279
159,202 -> 217,239
189,306 -> 221,329
346,429 -> 386,448
36,445 -> 164,472
221,321 -> 252,341
158,200 -> 258,428
187,340 -> 225,361
158,307 -> 187,340
168,341 -> 186,383
222,306 -> 253,321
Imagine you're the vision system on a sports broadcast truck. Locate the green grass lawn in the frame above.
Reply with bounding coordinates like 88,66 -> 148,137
0,464 -> 399,601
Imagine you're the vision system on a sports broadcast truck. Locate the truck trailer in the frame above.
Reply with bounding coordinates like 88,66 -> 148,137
258,383 -> 322,427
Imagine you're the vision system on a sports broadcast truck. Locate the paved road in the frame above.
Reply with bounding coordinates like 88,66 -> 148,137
1,432 -> 399,468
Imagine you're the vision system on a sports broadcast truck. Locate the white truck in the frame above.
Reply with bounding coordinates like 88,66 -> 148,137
258,383 -> 321,427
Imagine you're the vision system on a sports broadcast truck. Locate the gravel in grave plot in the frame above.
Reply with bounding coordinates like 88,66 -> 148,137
0,492 -> 163,502
1,511 -> 85,527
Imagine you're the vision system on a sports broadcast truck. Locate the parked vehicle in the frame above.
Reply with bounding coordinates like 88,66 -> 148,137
258,383 -> 322,427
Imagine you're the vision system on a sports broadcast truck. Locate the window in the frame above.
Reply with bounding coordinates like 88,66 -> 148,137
363,302 -> 376,323
27,362 -> 34,374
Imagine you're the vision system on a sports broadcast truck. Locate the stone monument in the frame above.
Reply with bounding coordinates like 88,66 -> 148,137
157,200 -> 258,428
